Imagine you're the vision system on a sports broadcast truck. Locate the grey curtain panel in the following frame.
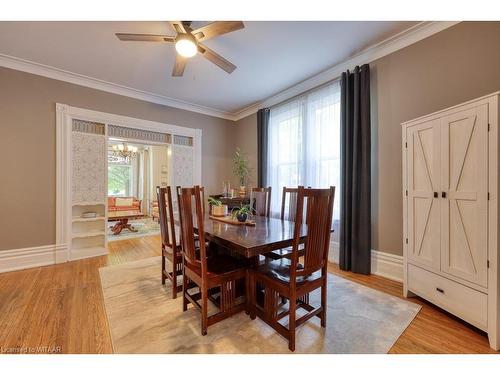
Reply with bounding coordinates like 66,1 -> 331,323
257,108 -> 270,187
339,64 -> 371,275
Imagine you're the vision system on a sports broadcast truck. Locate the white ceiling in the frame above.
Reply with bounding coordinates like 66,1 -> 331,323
0,21 -> 418,116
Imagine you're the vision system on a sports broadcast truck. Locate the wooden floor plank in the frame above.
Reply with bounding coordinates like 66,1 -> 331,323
0,235 -> 496,354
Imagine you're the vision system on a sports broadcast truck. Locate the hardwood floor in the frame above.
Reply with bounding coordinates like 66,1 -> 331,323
0,235 -> 496,354
327,263 -> 496,354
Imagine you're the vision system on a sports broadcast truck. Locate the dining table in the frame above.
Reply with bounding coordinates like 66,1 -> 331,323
189,214 -> 308,311
192,214 -> 307,264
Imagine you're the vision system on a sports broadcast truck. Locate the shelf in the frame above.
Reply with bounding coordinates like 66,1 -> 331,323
72,202 -> 106,206
72,231 -> 106,239
72,216 -> 106,222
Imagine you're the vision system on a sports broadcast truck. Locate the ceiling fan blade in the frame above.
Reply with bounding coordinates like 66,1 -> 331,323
169,21 -> 186,34
172,54 -> 187,77
192,21 -> 244,42
115,33 -> 174,42
198,44 -> 236,74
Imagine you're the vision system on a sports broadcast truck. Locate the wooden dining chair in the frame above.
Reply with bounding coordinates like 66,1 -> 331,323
249,186 -> 335,351
157,186 -> 183,299
177,185 -> 248,335
250,187 -> 271,217
264,186 -> 308,261
176,185 -> 206,214
176,185 -> 206,245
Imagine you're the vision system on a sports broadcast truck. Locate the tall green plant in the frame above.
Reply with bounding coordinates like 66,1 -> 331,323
232,147 -> 250,186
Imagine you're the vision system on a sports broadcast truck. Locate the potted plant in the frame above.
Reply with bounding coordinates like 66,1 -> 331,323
231,203 -> 254,223
208,197 -> 228,217
232,147 -> 250,198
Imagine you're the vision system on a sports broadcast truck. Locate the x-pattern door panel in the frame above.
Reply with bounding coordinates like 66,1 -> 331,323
440,104 -> 488,287
407,120 -> 441,271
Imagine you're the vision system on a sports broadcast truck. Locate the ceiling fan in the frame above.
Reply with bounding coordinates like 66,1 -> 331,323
116,21 -> 244,77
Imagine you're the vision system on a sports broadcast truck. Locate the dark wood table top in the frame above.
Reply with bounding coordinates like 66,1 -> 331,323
195,214 -> 307,258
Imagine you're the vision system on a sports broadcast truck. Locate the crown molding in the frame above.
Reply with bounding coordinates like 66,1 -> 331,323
0,53 -> 236,120
0,21 -> 460,122
232,21 -> 460,121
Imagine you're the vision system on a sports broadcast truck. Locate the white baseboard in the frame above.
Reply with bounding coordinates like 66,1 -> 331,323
1,240 -> 403,281
0,244 -> 67,274
328,241 -> 404,283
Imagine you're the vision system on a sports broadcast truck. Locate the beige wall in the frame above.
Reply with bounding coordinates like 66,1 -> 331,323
233,112 -> 258,188
235,21 -> 500,256
0,67 -> 236,251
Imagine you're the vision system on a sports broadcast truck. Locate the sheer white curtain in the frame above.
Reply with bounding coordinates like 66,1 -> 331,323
266,81 -> 341,232
267,97 -> 305,216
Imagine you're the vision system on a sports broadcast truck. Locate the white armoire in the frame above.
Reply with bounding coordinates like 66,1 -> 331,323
402,92 -> 499,350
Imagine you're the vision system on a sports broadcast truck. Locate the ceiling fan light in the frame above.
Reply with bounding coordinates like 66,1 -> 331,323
175,35 -> 197,58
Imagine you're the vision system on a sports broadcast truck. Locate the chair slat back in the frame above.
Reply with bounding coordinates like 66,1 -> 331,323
166,186 -> 179,249
290,186 -> 335,278
281,187 -> 299,221
176,185 -> 206,216
157,186 -> 170,248
250,187 -> 271,217
177,186 -> 207,272
157,186 -> 179,250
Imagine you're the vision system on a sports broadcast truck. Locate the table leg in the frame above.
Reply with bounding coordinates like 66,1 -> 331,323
246,255 -> 263,314
111,218 -> 138,235
111,220 -> 125,235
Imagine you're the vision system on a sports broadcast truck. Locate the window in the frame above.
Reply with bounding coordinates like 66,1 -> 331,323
267,81 -> 341,235
108,155 -> 133,197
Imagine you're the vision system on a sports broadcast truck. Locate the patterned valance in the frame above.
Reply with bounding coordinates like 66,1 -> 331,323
72,119 -> 105,135
173,135 -> 193,147
108,125 -> 171,144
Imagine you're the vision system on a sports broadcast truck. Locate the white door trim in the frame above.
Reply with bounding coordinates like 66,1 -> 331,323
56,103 -> 202,262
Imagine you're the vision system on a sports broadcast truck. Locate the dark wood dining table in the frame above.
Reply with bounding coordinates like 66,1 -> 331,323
174,214 -> 308,312
193,214 -> 307,263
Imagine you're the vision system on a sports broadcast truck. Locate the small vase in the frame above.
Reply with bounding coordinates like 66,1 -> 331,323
212,205 -> 225,217
238,185 -> 246,198
236,213 -> 247,222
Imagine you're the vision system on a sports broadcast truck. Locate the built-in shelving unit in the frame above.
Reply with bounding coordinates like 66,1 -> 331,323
70,121 -> 108,260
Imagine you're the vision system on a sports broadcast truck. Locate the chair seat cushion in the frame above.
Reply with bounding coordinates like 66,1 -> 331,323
256,259 -> 319,285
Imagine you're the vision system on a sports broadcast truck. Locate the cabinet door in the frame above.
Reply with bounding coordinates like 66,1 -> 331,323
440,105 -> 488,287
407,120 -> 441,271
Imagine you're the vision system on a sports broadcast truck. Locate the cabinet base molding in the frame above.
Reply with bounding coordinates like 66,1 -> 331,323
407,263 -> 487,330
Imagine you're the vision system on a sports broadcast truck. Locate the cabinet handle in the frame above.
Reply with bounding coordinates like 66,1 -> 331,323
434,192 -> 438,198
436,287 -> 445,294
441,192 -> 447,198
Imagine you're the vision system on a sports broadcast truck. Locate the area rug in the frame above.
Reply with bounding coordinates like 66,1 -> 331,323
99,257 -> 420,353
107,218 -> 160,241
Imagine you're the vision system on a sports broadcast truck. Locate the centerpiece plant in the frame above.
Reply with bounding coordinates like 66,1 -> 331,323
231,203 -> 254,223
